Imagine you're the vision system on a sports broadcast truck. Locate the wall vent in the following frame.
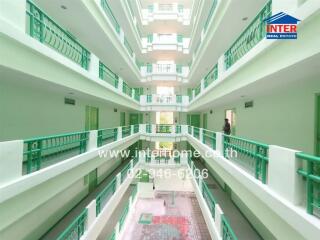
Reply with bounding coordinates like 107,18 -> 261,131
245,101 -> 254,108
64,98 -> 75,105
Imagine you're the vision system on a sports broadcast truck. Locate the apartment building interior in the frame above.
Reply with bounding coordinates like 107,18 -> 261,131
0,0 -> 320,239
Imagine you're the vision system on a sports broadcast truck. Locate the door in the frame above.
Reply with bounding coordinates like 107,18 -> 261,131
130,113 -> 139,125
203,113 -> 208,129
191,114 -> 200,127
120,112 -> 126,126
225,109 -> 236,135
317,95 -> 320,156
85,106 -> 99,130
88,169 -> 97,192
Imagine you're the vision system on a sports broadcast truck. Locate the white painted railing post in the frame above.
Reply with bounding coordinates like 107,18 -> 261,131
199,128 -> 203,142
140,124 -> 146,134
268,146 -> 304,205
88,54 -> 100,79
201,78 -> 205,91
117,127 -> 122,140
86,200 -> 96,231
131,125 -> 134,135
116,172 -> 121,190
191,126 -> 194,136
118,78 -> 123,92
130,159 -> 134,170
115,222 -> 120,240
152,124 -> 156,134
198,176 -> 203,194
0,140 -> 23,184
215,132 -> 224,155
88,130 -> 98,151
215,204 -> 224,237
217,54 -> 225,80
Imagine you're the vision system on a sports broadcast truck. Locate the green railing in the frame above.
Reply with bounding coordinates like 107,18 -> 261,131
147,94 -> 152,103
178,4 -> 184,13
121,162 -> 131,183
155,156 -> 170,164
23,131 -> 88,174
26,0 -> 90,70
156,124 -> 172,133
224,0 -> 272,69
124,37 -> 134,57
194,84 -> 201,97
202,181 -> 216,219
134,124 -> 139,133
134,92 -> 140,102
203,0 -> 218,32
56,208 -> 87,240
99,62 -> 119,88
122,126 -> 131,138
222,215 -> 238,240
97,128 -> 118,147
204,64 -> 218,88
108,230 -> 116,240
174,156 -> 181,164
96,178 -> 117,215
177,34 -> 183,43
146,124 -> 152,133
193,127 -> 200,139
146,64 -> 153,73
122,82 -> 132,97
296,152 -> 320,218
175,125 -> 181,134
188,125 -> 192,134
147,34 -> 153,43
176,95 -> 182,103
203,129 -> 216,150
101,0 -> 120,34
119,200 -> 129,230
223,135 -> 269,184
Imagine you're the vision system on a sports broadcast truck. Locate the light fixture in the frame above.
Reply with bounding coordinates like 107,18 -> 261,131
61,5 -> 67,10
242,17 -> 248,21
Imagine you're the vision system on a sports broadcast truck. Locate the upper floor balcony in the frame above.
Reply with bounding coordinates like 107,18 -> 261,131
140,63 -> 189,82
139,2 -> 191,25
142,33 -> 190,53
140,94 -> 189,111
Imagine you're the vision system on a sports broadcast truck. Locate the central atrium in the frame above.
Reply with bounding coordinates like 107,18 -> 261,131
0,0 -> 320,239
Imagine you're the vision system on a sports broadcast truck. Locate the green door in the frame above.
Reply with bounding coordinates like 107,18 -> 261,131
85,106 -> 99,130
130,113 -> 139,125
191,114 -> 200,127
139,113 -> 143,124
225,109 -> 236,135
120,112 -> 126,126
317,95 -> 320,156
88,169 -> 97,192
203,113 -> 208,129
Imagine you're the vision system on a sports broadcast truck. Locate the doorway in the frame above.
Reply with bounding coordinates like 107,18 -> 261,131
120,112 -> 126,126
88,169 -> 97,193
203,113 -> 208,129
225,109 -> 236,135
187,114 -> 200,127
85,106 -> 99,130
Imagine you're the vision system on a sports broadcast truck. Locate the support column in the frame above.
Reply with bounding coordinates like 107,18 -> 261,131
214,204 -> 224,237
117,127 -> 122,140
116,172 -> 121,190
268,146 -> 304,205
0,140 -> 23,184
89,54 -> 100,79
88,130 -> 98,151
215,132 -> 224,155
86,200 -> 96,230
199,128 -> 204,142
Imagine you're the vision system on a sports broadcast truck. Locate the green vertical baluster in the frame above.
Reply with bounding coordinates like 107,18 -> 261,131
36,140 -> 42,171
307,160 -> 314,214
39,11 -> 44,43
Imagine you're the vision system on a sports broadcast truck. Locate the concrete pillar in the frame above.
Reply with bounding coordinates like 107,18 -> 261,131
117,127 -> 122,140
268,146 -> 304,205
118,78 -> 123,92
116,172 -> 121,190
199,128 -> 204,142
191,126 -> 194,136
215,132 -> 224,155
131,125 -> 134,135
0,0 -> 26,32
0,140 -> 23,184
181,125 -> 188,135
86,200 -> 96,230
214,204 -> 224,237
88,130 -> 98,151
115,222 -> 120,240
130,159 -> 134,170
89,54 -> 100,79
217,54 -> 225,80
201,79 -> 205,91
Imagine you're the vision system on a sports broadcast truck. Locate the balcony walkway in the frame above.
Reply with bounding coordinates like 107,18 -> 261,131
194,160 -> 263,240
40,158 -> 133,240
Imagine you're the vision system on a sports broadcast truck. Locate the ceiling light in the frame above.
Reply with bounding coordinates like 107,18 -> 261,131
61,5 -> 67,10
242,17 -> 248,21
